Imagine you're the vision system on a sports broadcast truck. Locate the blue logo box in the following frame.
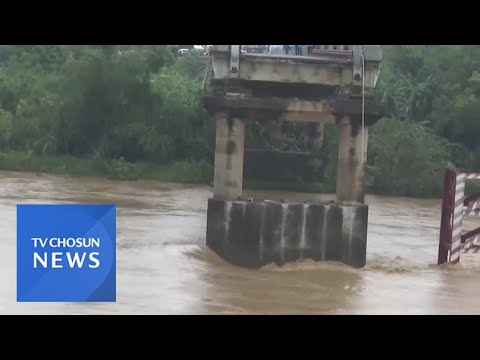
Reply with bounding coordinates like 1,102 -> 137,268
17,204 -> 116,302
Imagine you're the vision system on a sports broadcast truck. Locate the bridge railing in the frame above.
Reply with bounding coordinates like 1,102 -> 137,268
312,45 -> 352,56
438,169 -> 480,265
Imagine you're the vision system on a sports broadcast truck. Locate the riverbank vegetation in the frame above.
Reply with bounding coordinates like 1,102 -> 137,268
0,45 -> 479,198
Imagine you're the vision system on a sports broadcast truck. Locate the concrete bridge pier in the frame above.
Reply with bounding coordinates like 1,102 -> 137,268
205,98 -> 382,269
213,112 -> 245,200
203,45 -> 384,269
336,116 -> 369,203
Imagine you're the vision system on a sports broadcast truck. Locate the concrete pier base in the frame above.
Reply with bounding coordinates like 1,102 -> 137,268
206,198 -> 368,268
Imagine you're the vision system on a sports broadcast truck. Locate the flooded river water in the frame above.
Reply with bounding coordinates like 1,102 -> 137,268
1,170 -> 479,314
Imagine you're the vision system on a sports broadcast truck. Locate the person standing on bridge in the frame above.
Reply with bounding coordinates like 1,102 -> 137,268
283,45 -> 291,55
295,45 -> 302,56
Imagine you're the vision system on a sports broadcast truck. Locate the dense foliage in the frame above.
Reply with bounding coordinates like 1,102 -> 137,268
0,45 -> 479,197
367,45 -> 480,196
0,45 -> 213,169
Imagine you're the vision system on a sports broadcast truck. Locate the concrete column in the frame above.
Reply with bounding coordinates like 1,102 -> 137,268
213,112 -> 245,200
336,116 -> 368,203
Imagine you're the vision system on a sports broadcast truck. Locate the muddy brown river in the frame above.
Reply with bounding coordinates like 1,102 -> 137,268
1,170 -> 479,314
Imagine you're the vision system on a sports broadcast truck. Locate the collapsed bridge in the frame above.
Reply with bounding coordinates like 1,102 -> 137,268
202,45 -> 384,268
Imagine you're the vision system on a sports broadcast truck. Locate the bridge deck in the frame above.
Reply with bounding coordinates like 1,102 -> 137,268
210,49 -> 381,88
241,53 -> 352,65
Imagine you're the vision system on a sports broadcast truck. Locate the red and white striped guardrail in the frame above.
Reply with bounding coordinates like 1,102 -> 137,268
438,169 -> 480,265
